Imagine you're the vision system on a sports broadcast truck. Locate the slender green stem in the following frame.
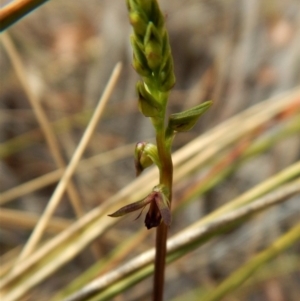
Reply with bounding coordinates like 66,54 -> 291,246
153,224 -> 168,301
153,108 -> 173,301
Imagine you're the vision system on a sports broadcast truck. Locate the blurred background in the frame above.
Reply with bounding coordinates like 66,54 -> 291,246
1,0 -> 300,300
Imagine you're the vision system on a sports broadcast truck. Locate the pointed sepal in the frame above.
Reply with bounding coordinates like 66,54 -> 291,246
108,184 -> 172,230
108,195 -> 153,217
167,101 -> 212,132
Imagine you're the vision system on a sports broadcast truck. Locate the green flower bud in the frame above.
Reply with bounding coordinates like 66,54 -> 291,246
144,22 -> 161,45
126,0 -> 141,12
147,0 -> 165,32
134,142 -> 161,176
129,11 -> 148,37
159,71 -> 176,92
135,142 -> 153,176
136,81 -> 161,117
125,0 -> 131,10
135,0 -> 153,18
127,0 -> 164,31
132,54 -> 152,77
158,57 -> 176,91
143,23 -> 163,70
130,36 -> 152,76
145,40 -> 162,70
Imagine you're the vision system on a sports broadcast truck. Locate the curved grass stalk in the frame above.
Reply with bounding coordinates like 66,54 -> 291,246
52,230 -> 150,300
0,208 -> 72,233
173,112 -> 300,211
0,143 -> 135,205
13,62 -> 122,264
0,110 -> 93,159
201,222 -> 300,301
0,0 -> 49,31
61,179 -> 300,301
1,32 -> 85,219
172,254 -> 300,301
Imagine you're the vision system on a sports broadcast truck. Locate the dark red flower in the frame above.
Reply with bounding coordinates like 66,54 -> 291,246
108,185 -> 171,229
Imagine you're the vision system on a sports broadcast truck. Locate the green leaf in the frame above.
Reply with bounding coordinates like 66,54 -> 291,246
167,101 -> 212,132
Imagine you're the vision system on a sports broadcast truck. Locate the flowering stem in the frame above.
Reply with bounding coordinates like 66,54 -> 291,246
109,1 -> 212,300
153,106 -> 173,301
153,224 -> 169,300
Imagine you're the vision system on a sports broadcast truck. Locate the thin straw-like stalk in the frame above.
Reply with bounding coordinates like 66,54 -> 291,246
173,87 -> 300,171
0,143 -> 135,205
230,254 -> 300,300
201,222 -> 300,301
174,112 -> 300,211
185,160 -> 300,232
14,62 -> 122,264
0,247 -> 21,279
0,103 -> 139,159
175,92 -> 300,181
0,0 -> 49,31
172,254 -> 300,301
62,179 -> 300,301
1,32 -> 84,218
0,110 -> 91,158
52,230 -> 150,300
0,208 -> 71,233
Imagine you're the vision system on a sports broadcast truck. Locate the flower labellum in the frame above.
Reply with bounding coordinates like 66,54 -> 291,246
108,185 -> 171,229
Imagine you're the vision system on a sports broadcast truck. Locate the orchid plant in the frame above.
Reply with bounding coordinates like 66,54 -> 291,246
109,0 -> 212,299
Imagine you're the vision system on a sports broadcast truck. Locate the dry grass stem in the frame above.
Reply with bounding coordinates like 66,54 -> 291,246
174,87 -> 300,180
62,179 -> 300,301
185,160 -> 300,232
13,62 -> 122,264
1,32 -> 85,218
201,221 -> 300,301
0,143 -> 135,205
0,247 -> 21,278
0,208 -> 72,233
53,229 -> 151,300
0,0 -> 49,31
